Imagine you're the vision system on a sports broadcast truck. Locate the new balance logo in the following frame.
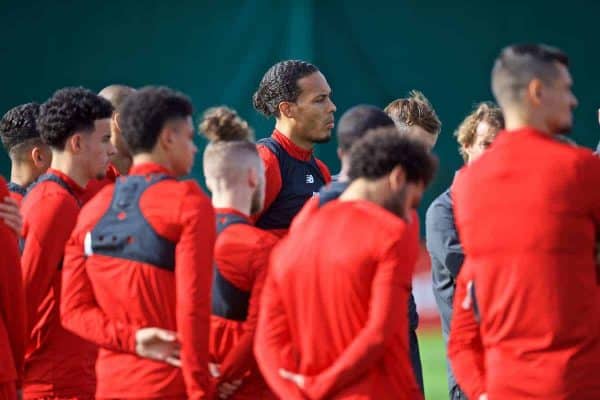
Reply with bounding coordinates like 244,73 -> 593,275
305,174 -> 315,184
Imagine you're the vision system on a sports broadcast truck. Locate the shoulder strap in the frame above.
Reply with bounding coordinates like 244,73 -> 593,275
27,172 -> 81,207
216,213 -> 250,235
7,182 -> 27,196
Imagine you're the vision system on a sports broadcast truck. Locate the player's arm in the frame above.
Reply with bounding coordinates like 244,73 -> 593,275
447,266 -> 486,400
252,146 -> 282,222
218,238 -> 275,382
61,215 -> 140,353
299,233 -> 418,399
254,265 -> 305,400
426,197 -> 464,279
0,213 -> 26,387
175,185 -> 216,400
21,194 -> 78,336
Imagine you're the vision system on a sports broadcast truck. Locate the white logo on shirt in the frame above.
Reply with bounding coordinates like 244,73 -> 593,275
306,174 -> 315,184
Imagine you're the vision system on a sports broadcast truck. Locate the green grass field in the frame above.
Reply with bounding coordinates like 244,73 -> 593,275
418,328 -> 449,400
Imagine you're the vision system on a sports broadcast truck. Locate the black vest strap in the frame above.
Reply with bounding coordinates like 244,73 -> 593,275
7,182 -> 27,197
212,213 -> 252,321
26,172 -> 81,207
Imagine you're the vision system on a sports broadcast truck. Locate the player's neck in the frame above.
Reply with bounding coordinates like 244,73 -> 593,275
10,161 -> 37,187
504,108 -> 551,135
275,120 -> 314,151
49,152 -> 89,188
339,179 -> 385,206
211,190 -> 251,217
132,153 -> 173,174
336,157 -> 351,183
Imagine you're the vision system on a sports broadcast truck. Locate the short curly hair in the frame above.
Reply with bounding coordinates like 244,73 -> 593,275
37,87 -> 113,149
120,86 -> 193,155
253,60 -> 319,117
384,90 -> 441,136
348,126 -> 437,186
455,102 -> 504,161
0,102 -> 42,158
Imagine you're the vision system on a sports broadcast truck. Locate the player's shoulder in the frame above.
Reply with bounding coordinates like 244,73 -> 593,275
23,180 -> 79,210
426,188 -> 452,219
0,176 -> 8,198
329,200 -> 406,234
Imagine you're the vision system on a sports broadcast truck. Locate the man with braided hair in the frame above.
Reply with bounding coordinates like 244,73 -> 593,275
256,128 -> 437,400
201,106 -> 278,399
252,60 -> 335,236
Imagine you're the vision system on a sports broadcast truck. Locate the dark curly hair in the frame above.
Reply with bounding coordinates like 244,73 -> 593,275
37,87 -> 113,149
337,105 -> 394,151
253,60 -> 319,117
0,102 -> 42,157
348,126 -> 437,186
120,86 -> 193,155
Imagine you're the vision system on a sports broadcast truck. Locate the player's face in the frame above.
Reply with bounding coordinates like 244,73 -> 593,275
168,117 -> 197,177
82,118 -> 114,180
292,72 -> 336,143
465,121 -> 499,163
541,63 -> 578,135
385,180 -> 425,220
110,113 -> 132,173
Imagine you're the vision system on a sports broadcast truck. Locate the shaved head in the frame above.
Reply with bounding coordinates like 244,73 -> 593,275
99,84 -> 136,111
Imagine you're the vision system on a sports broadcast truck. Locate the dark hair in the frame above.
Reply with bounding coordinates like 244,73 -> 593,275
0,102 -> 42,157
120,86 -> 193,154
200,106 -> 254,142
337,105 -> 395,151
384,90 -> 441,136
253,60 -> 319,117
37,87 -> 113,149
455,102 -> 504,162
348,126 -> 437,186
492,44 -> 569,104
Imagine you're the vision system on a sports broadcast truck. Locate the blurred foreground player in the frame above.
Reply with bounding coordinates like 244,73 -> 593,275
449,44 -> 600,399
84,84 -> 136,201
0,102 -> 51,203
426,102 -> 503,400
0,176 -> 25,400
256,128 -> 437,399
61,86 -> 215,399
252,60 -> 335,235
20,87 -> 114,399
201,107 -> 279,399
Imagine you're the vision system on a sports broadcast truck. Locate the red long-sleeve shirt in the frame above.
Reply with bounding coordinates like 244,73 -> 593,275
210,208 -> 279,399
20,168 -> 96,399
0,176 -> 26,391
255,200 -> 423,400
254,130 -> 331,236
449,127 -> 600,399
60,162 -> 215,399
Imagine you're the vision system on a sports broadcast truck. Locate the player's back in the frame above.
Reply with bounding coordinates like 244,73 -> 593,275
271,199 -> 421,398
453,127 -> 600,397
72,168 -> 209,398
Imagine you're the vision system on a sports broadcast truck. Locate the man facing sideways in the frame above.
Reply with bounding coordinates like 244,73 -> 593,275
20,87 -> 114,399
426,102 -> 504,400
449,44 -> 600,399
0,102 -> 51,203
252,60 -> 335,235
60,87 -> 215,399
256,128 -> 437,400
83,84 -> 136,202
201,106 -> 279,399
384,90 -> 441,151
0,176 -> 25,400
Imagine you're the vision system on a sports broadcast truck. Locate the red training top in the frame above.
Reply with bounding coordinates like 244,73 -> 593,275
254,130 -> 331,236
61,162 -> 215,399
210,208 -> 279,399
20,168 -> 96,399
255,200 -> 423,400
0,176 -> 26,390
449,127 -> 600,399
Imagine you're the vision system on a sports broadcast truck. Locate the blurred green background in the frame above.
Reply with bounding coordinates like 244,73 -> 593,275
2,1 -> 598,398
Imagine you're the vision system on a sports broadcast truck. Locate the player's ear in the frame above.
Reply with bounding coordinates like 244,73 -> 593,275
526,78 -> 544,106
278,101 -> 294,119
31,146 -> 44,167
112,112 -> 121,134
158,126 -> 174,150
68,133 -> 84,154
388,165 -> 407,192
248,166 -> 259,189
